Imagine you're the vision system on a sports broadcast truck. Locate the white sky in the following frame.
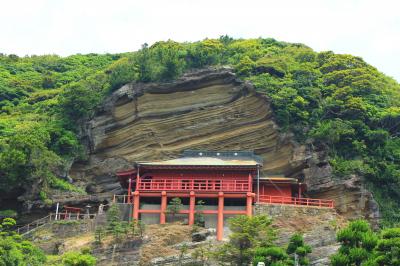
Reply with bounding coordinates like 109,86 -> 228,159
1,0 -> 399,81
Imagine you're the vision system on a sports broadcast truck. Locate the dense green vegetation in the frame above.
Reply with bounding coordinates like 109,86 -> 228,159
0,218 -> 46,266
214,215 -> 312,266
101,203 -> 145,242
0,37 -> 399,224
331,219 -> 400,265
0,53 -> 120,198
46,249 -> 97,266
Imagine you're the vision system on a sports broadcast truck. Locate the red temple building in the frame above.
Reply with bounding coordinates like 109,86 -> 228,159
115,150 -> 333,240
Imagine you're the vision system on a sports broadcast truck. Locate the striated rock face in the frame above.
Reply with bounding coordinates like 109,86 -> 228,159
71,68 -> 298,193
70,67 -> 379,223
299,144 -> 380,227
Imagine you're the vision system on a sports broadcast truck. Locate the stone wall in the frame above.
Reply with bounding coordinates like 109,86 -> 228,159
50,220 -> 96,237
93,239 -> 143,266
254,203 -> 337,218
29,220 -> 96,254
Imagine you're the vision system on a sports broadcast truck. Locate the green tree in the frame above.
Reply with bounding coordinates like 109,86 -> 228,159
0,218 -> 46,266
192,241 -> 214,266
167,197 -> 184,220
235,56 -> 255,76
106,204 -> 129,241
215,215 -> 276,266
330,220 -> 378,266
253,246 -> 290,266
107,57 -> 138,90
58,82 -> 102,123
94,226 -> 105,245
194,200 -> 205,227
60,250 -> 97,266
286,233 -> 312,266
178,243 -> 189,266
0,122 -> 62,193
374,228 -> 400,265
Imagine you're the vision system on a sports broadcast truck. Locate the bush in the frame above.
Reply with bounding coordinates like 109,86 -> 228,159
286,233 -> 311,265
61,251 -> 97,266
48,176 -> 85,193
0,218 -> 46,266
214,215 -> 276,265
0,209 -> 17,218
167,197 -> 184,219
331,220 -> 378,265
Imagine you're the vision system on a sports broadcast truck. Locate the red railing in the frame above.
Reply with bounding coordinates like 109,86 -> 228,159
138,179 -> 250,192
258,195 -> 334,208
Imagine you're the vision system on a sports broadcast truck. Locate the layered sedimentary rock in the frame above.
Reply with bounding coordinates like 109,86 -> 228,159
70,67 -> 379,223
300,145 -> 380,227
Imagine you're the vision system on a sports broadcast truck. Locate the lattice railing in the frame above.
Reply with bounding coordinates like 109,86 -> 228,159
258,195 -> 334,208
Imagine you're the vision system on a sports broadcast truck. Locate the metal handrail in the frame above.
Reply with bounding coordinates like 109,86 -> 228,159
16,214 -> 52,235
16,212 -> 97,235
257,195 -> 334,208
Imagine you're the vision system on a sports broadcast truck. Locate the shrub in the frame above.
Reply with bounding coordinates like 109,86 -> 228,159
61,251 -> 97,266
167,197 -> 184,219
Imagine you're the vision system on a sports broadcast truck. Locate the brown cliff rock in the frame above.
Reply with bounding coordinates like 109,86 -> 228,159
69,67 -> 379,224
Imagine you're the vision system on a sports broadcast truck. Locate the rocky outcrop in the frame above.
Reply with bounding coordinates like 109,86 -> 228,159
71,68 -> 299,192
254,204 -> 344,265
69,67 -> 379,224
299,144 -> 380,227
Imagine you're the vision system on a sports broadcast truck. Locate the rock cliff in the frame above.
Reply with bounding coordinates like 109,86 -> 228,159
69,67 -> 379,223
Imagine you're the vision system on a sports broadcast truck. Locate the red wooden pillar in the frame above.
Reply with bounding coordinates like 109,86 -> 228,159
160,191 -> 167,224
189,191 -> 195,226
248,173 -> 252,192
217,192 -> 224,241
136,167 -> 140,190
133,191 -> 140,220
127,178 -> 132,203
246,192 -> 253,217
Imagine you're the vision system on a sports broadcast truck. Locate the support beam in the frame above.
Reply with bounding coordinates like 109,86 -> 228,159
189,191 -> 195,226
257,165 -> 260,202
160,191 -> 167,224
136,166 -> 140,191
246,192 -> 254,217
127,178 -> 132,203
133,191 -> 140,220
217,192 -> 224,241
248,173 -> 252,192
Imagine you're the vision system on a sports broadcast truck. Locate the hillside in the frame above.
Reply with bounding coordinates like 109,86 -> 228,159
0,37 -> 399,226
24,205 -> 344,266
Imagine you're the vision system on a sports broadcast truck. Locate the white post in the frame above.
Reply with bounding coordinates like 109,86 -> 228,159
55,202 -> 59,221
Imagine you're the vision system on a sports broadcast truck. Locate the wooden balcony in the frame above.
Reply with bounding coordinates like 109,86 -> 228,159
258,195 -> 334,208
137,179 -> 250,192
